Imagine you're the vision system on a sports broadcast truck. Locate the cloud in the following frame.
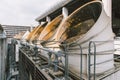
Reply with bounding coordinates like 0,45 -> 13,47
0,0 -> 59,26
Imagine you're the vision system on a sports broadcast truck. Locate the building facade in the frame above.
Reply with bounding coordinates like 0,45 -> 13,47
2,25 -> 31,38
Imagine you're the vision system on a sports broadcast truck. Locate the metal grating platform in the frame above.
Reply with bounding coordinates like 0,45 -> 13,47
19,48 -> 52,80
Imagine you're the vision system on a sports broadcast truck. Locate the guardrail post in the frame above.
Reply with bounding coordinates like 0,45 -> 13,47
63,42 -> 69,80
88,41 -> 96,80
78,44 -> 83,80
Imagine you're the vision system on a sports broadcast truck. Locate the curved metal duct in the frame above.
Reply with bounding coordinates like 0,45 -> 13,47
38,15 -> 63,58
64,1 -> 114,75
26,25 -> 41,41
42,1 -> 114,76
38,15 -> 63,42
26,22 -> 48,42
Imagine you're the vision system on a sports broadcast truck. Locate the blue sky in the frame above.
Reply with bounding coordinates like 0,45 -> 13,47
0,0 -> 59,26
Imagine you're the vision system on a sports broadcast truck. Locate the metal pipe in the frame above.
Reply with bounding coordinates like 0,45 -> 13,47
88,42 -> 91,80
53,53 -> 59,72
88,41 -> 96,80
64,42 -> 69,80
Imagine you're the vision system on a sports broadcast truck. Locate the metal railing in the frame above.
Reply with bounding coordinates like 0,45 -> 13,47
20,40 -> 66,79
19,39 -> 120,80
87,40 -> 120,80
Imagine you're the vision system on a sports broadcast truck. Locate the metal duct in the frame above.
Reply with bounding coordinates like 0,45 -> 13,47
26,25 -> 41,41
43,0 -> 114,76
64,1 -> 114,75
26,22 -> 48,42
38,15 -> 63,42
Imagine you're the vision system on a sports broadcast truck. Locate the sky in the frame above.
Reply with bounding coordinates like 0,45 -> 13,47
0,0 -> 59,26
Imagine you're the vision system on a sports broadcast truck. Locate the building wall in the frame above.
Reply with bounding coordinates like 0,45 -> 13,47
2,25 -> 31,38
